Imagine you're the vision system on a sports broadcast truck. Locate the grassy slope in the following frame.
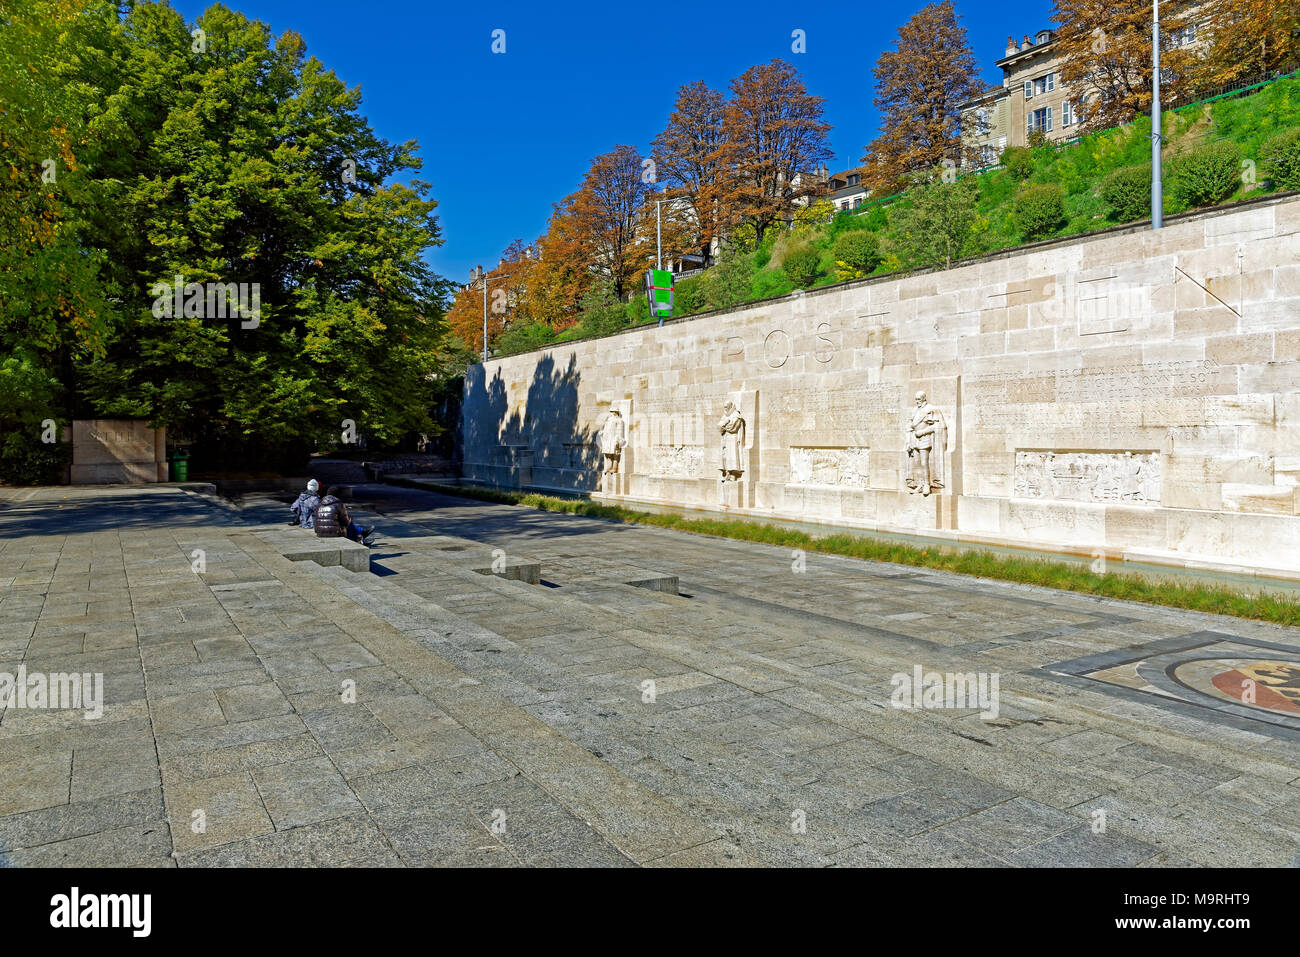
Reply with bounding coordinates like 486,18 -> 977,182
494,77 -> 1299,356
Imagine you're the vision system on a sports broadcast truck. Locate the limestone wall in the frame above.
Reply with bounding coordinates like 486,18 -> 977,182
462,195 -> 1300,577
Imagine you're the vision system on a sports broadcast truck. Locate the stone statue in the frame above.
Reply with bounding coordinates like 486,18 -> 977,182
719,401 -> 745,482
600,409 -> 626,474
905,390 -> 947,496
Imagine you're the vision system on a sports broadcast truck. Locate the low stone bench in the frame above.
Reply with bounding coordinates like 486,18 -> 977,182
566,562 -> 678,595
383,535 -> 542,585
538,555 -> 678,595
257,529 -> 370,572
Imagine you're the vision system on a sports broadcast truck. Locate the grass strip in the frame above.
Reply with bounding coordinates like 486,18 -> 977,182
395,479 -> 1300,627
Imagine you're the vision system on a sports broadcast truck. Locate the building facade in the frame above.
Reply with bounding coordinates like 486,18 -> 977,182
961,20 -> 1205,166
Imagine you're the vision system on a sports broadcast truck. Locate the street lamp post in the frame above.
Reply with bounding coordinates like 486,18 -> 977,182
656,198 -> 663,271
475,265 -> 501,363
1152,0 -> 1164,229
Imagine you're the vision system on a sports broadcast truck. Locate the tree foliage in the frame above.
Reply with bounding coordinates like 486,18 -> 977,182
651,81 -> 737,265
723,59 -> 833,245
1049,0 -> 1197,130
863,2 -> 983,194
1179,0 -> 1300,95
889,175 -> 980,268
2,0 -> 458,474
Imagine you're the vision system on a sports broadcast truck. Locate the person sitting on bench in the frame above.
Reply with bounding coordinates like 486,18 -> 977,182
314,486 -> 375,545
288,479 -> 321,528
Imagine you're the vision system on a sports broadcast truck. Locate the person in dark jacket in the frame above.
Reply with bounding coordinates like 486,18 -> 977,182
314,487 -> 376,545
288,479 -> 321,528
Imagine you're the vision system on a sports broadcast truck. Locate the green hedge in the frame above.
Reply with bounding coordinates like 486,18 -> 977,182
1012,183 -> 1066,239
1100,164 -> 1153,221
1168,140 -> 1242,209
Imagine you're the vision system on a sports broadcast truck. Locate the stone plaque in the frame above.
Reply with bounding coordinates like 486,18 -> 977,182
789,447 -> 870,488
650,445 -> 704,478
1013,450 -> 1161,505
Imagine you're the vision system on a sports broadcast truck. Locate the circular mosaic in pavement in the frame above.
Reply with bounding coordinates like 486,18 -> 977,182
1174,658 -> 1300,716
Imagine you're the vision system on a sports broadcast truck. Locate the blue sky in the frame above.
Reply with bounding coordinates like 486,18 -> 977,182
169,0 -> 1054,286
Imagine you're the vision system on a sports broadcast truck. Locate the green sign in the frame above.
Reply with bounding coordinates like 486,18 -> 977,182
645,268 -> 673,319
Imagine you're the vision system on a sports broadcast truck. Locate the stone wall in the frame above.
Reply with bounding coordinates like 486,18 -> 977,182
461,195 -> 1300,577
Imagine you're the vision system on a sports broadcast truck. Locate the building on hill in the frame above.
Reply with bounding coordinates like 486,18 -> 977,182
959,85 -> 1012,169
960,20 -> 1206,166
790,165 -> 870,216
826,168 -> 870,211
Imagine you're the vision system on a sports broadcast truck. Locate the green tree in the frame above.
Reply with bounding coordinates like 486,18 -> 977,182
702,245 -> 754,310
64,2 -> 455,468
889,176 -> 980,269
0,0 -> 118,479
832,231 -> 882,279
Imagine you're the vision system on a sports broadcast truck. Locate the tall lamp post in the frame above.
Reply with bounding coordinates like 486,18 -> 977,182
475,265 -> 501,363
1152,0 -> 1164,229
656,197 -> 664,270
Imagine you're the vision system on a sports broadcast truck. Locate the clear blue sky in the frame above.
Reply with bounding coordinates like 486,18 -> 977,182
169,0 -> 1054,287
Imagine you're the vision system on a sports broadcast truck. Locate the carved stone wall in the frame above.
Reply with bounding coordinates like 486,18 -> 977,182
650,445 -> 704,478
789,447 -> 870,488
1013,451 -> 1161,504
461,196 -> 1300,576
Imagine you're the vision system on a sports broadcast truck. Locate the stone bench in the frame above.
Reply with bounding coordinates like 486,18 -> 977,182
257,529 -> 371,572
563,561 -> 678,594
381,535 -> 542,585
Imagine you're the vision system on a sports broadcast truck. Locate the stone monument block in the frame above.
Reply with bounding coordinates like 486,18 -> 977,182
70,420 -> 167,484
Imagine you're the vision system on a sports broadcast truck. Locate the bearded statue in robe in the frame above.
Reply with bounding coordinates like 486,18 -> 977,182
719,401 -> 745,482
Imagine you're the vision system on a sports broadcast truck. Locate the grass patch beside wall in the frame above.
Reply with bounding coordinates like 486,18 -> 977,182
402,480 -> 1300,627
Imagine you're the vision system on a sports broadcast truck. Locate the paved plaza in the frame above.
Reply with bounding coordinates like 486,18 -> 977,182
1,482 -> 1298,867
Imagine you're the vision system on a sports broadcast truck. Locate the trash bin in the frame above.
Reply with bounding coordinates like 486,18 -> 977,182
169,451 -> 189,482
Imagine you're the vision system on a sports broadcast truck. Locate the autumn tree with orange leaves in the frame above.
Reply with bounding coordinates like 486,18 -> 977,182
651,81 -> 739,266
568,145 -> 655,300
724,59 -> 834,245
446,239 -> 541,354
1178,0 -> 1300,95
527,193 -> 601,328
1049,0 -> 1197,131
862,1 -> 983,194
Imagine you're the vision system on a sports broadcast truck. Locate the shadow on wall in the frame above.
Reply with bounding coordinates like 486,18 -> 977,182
462,352 -> 601,491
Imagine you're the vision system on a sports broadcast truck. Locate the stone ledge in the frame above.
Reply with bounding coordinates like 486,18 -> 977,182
256,529 -> 370,573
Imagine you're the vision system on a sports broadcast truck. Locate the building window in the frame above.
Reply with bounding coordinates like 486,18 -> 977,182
1028,105 -> 1053,134
1032,73 -> 1055,97
847,173 -> 860,186
1024,80 -> 1033,99
1062,100 -> 1073,126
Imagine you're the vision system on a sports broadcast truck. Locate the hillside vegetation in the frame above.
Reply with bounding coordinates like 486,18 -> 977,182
496,75 -> 1300,357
